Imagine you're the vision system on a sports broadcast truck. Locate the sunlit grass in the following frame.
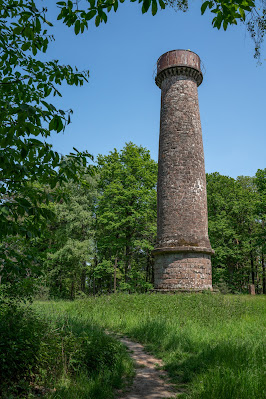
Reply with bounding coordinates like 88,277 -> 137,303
34,293 -> 266,399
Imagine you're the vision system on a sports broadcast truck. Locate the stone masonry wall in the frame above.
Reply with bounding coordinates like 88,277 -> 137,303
154,252 -> 212,291
157,75 -> 211,250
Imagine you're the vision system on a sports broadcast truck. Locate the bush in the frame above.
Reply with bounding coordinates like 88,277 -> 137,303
0,300 -> 48,397
0,299 -> 134,398
82,333 -> 121,374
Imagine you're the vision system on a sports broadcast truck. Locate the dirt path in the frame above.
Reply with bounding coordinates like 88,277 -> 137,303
116,335 -> 180,399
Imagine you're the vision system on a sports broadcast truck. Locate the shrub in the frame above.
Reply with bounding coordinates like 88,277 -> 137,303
0,300 -> 48,397
0,299 -> 134,398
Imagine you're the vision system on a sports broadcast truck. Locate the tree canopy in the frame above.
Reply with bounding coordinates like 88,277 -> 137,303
207,171 -> 265,293
55,0 -> 265,58
96,142 -> 157,292
36,175 -> 97,299
31,152 -> 265,298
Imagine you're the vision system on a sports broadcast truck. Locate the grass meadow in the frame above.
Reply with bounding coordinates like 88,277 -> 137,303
0,300 -> 133,399
34,293 -> 266,399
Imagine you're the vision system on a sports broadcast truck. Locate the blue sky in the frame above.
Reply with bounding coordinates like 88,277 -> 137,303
43,2 -> 265,178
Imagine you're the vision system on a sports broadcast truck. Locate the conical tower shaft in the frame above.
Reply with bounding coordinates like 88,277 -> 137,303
153,50 -> 213,291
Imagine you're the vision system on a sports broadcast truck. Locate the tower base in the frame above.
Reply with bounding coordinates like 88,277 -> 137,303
153,248 -> 213,291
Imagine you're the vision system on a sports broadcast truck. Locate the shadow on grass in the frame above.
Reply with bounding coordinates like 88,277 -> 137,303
35,299 -> 265,399
125,320 -> 265,399
30,311 -> 135,399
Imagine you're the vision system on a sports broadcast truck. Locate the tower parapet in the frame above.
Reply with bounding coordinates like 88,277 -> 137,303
155,50 -> 203,88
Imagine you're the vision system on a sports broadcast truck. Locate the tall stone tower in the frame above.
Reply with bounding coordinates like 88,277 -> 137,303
153,49 -> 214,291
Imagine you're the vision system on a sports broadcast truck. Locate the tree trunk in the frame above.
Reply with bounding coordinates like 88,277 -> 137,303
250,241 -> 255,285
58,272 -> 63,294
256,260 -> 260,293
262,249 -> 265,295
0,264 -> 3,285
124,222 -> 133,284
262,220 -> 265,295
70,278 -> 75,300
99,278 -> 102,294
114,257 -> 117,293
80,263 -> 86,292
146,254 -> 150,283
151,256 -> 154,285
93,255 -> 97,296
125,244 -> 132,285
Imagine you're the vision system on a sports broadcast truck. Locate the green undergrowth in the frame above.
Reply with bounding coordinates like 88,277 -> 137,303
34,293 -> 266,399
0,299 -> 134,399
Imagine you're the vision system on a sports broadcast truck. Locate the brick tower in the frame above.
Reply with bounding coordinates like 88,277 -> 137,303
153,49 -> 214,291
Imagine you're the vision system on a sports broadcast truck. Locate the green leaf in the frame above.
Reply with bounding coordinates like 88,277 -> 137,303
95,15 -> 100,27
142,0 -> 151,13
223,20 -> 228,30
21,146 -> 28,159
158,0 -> 165,10
101,12 -> 107,23
32,45 -> 37,56
49,118 -> 55,131
239,8 -> 245,20
74,19 -> 80,34
201,1 -> 210,15
213,12 -> 223,29
35,17 -> 41,32
114,0 -> 119,12
21,42 -> 31,51
152,0 -> 158,16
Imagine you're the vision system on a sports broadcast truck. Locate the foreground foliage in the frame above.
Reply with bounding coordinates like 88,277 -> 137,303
0,0 -> 92,299
0,299 -> 133,398
34,294 -> 266,399
56,0 -> 265,59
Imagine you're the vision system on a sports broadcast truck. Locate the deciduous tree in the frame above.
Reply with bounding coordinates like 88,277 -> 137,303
96,143 -> 157,292
207,171 -> 264,293
41,175 -> 97,299
0,1 -> 92,298
254,168 -> 266,293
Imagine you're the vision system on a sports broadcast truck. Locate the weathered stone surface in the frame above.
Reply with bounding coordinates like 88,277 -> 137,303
153,50 -> 213,291
154,252 -> 212,291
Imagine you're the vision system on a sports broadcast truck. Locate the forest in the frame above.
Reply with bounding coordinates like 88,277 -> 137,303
2,142 -> 265,300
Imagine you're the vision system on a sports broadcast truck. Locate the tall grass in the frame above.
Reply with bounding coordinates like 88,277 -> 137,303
34,305 -> 134,399
0,300 -> 133,399
34,293 -> 266,399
